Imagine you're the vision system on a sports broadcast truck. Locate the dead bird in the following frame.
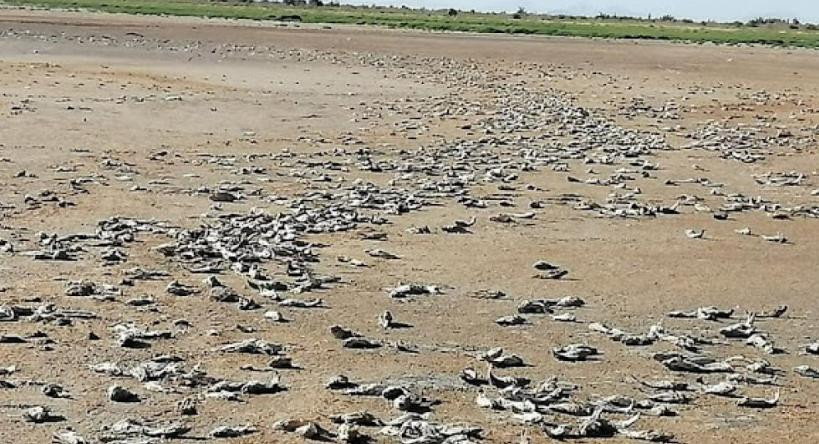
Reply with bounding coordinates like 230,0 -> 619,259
366,249 -> 400,259
393,393 -> 438,412
656,354 -> 733,373
496,314 -> 527,326
406,225 -> 433,235
379,414 -> 483,443
518,296 -> 584,314
326,375 -> 357,390
166,281 -> 199,296
631,376 -> 692,392
267,356 -> 297,369
794,365 -> 819,379
343,337 -> 383,349
761,233 -> 787,243
754,305 -> 788,319
108,385 -> 141,403
453,217 -> 477,227
378,311 -> 394,329
209,191 -> 239,202
685,229 -> 705,239
746,334 -> 783,354
743,358 -> 782,375
487,365 -> 530,389
337,256 -> 368,267
471,289 -> 507,300
345,383 -> 389,397
218,339 -> 282,355
338,423 -> 367,443
178,398 -> 198,416
589,322 -> 630,341
479,347 -> 526,368
533,260 -> 560,271
442,217 -> 475,233
291,422 -> 334,441
330,325 -> 362,340
517,299 -> 554,314
113,324 -> 172,348
668,306 -> 733,321
552,313 -> 578,322
239,376 -> 286,395
209,425 -> 257,438
553,344 -> 600,362
330,411 -> 383,427
42,384 -> 71,399
475,392 -> 503,410
720,314 -> 757,338
698,381 -> 738,397
535,268 -> 569,279
22,406 -> 63,423
52,430 -> 89,444
726,373 -> 777,386
389,283 -> 440,298
491,211 -> 536,223
278,298 -> 323,308
647,391 -> 692,404
102,418 -> 190,439
360,231 -> 388,241
590,395 -> 635,414
532,261 -> 569,279
460,367 -> 487,386
264,310 -> 289,323
737,390 -> 779,408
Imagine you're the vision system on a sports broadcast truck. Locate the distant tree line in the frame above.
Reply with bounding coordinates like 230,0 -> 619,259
227,0 -> 341,6
596,12 -> 814,28
217,1 -> 818,28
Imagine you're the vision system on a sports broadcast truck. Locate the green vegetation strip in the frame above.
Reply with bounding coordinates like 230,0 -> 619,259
2,0 -> 819,48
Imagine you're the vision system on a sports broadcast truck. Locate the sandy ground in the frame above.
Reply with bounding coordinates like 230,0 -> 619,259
1,8 -> 818,444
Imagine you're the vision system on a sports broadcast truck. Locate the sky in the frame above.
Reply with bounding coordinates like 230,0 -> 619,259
342,1 -> 819,23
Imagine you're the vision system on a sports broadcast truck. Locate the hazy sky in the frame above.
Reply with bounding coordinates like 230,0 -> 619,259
343,1 -> 819,23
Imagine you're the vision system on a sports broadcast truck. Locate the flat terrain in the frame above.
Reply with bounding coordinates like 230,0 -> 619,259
1,9 -> 818,444
4,0 -> 819,48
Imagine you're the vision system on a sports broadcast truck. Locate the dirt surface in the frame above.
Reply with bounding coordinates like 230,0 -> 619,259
1,8 -> 818,444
